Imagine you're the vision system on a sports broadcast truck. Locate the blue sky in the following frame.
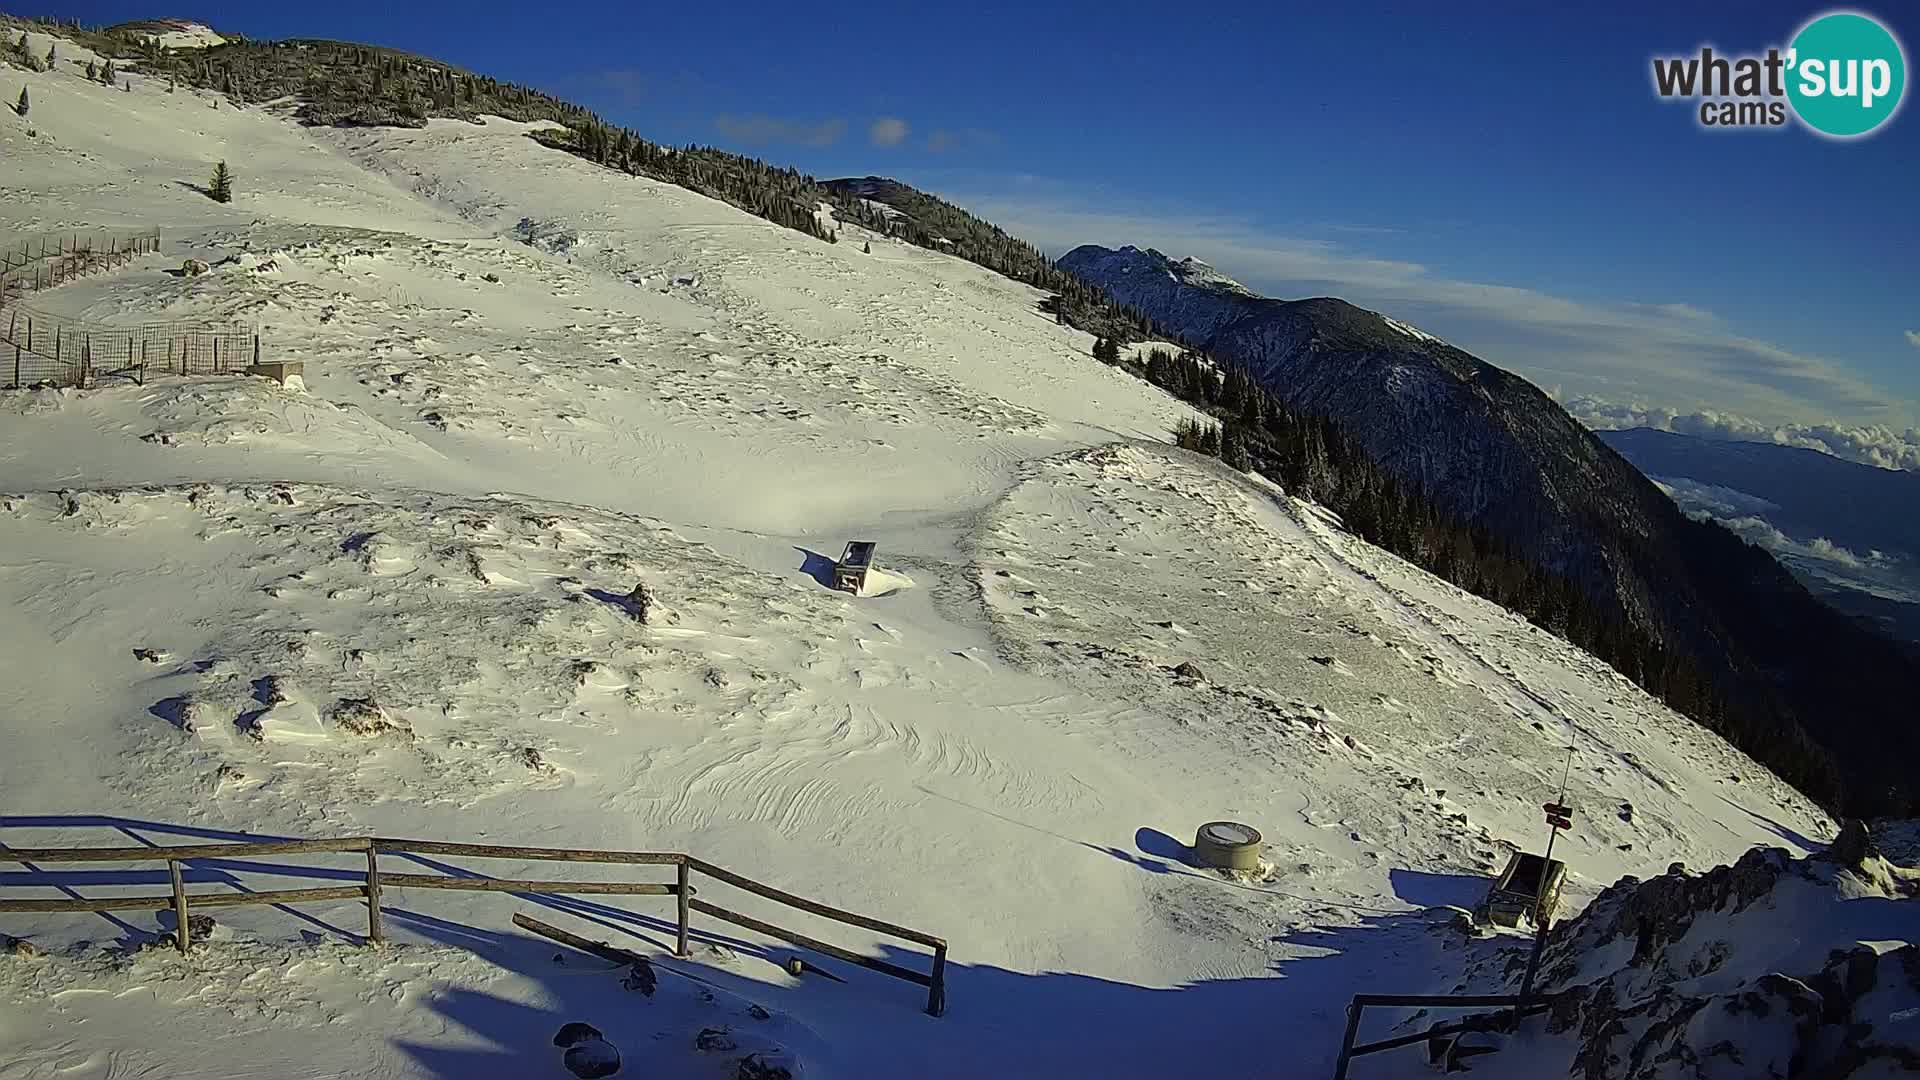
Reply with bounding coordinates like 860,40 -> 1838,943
33,1 -> 1920,430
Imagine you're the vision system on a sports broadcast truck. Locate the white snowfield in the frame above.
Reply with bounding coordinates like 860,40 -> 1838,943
0,36 -> 1841,1079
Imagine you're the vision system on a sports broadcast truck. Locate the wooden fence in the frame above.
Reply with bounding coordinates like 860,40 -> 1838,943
0,836 -> 949,1017
0,229 -> 269,391
0,230 -> 162,304
2,306 -> 261,388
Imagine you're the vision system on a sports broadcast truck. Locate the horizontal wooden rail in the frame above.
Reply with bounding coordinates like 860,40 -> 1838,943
688,898 -> 930,987
186,885 -> 370,909
1,838 -> 373,863
685,856 -> 945,949
0,884 -> 368,914
378,872 -> 687,896
374,839 -> 684,865
3,833 -> 947,1015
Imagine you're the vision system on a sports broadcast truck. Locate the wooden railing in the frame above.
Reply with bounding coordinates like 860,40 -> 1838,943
2,836 -> 948,1016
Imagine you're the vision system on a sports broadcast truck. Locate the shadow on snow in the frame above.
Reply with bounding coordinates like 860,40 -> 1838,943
1,813 -> 1459,1078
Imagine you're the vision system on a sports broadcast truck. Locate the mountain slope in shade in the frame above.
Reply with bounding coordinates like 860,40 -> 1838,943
1599,426 -> 1920,557
1058,243 -> 1920,815
1601,426 -> 1920,641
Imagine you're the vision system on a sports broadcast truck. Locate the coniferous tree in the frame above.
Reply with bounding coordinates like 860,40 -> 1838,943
86,60 -> 97,80
208,161 -> 233,203
100,59 -> 116,84
862,240 -> 871,254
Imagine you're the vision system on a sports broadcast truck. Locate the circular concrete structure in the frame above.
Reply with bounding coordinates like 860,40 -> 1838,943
1193,821 -> 1262,871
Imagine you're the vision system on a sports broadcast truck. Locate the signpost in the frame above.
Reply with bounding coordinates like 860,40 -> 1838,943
1514,745 -> 1577,1024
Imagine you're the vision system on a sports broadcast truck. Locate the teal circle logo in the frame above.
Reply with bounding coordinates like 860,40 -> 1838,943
1786,11 -> 1907,137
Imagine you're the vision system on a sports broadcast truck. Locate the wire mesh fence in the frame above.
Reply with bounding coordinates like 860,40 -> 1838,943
0,231 -> 268,390
0,230 -> 163,304
3,306 -> 262,389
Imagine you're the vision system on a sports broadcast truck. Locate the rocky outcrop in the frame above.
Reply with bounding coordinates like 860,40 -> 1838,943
1454,831 -> 1918,1078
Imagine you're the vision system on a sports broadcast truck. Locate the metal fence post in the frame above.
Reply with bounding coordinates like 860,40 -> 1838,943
1332,1000 -> 1363,1080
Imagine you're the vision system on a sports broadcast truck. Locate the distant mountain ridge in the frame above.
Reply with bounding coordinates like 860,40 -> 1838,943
1600,426 -> 1920,642
1060,242 -> 1920,815
1060,245 -> 1669,558
1599,427 -> 1920,557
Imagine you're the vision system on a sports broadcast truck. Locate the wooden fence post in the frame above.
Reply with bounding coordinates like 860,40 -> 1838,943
365,842 -> 385,945
676,860 -> 691,957
168,859 -> 192,953
253,334 -> 260,366
927,943 -> 948,1017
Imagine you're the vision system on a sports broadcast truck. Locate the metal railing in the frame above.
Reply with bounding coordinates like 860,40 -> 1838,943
1331,993 -> 1552,1077
1,835 -> 949,1016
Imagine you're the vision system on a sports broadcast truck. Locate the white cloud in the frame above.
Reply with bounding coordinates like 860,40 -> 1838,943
713,114 -> 846,147
922,183 -> 1908,427
1564,394 -> 1920,472
869,117 -> 910,147
1906,329 -> 1920,349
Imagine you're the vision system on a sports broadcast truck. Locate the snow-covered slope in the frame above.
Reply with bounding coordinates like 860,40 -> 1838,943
0,34 -> 1860,1079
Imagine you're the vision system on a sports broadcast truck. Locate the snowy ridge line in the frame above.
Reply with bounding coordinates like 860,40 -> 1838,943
0,831 -> 951,1014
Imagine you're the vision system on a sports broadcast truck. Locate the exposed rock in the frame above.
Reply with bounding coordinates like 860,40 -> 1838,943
552,1022 -> 603,1048
620,958 -> 656,996
1171,660 -> 1209,682
626,582 -> 652,623
1821,817 -> 1875,868
180,258 -> 210,276
734,1052 -> 796,1080
562,1038 -> 621,1079
1458,837 -> 1920,1079
328,697 -> 408,738
695,1028 -> 738,1052
3,934 -> 44,958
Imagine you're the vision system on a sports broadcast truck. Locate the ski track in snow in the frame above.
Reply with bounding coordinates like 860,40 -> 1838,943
0,37 -> 1839,1079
